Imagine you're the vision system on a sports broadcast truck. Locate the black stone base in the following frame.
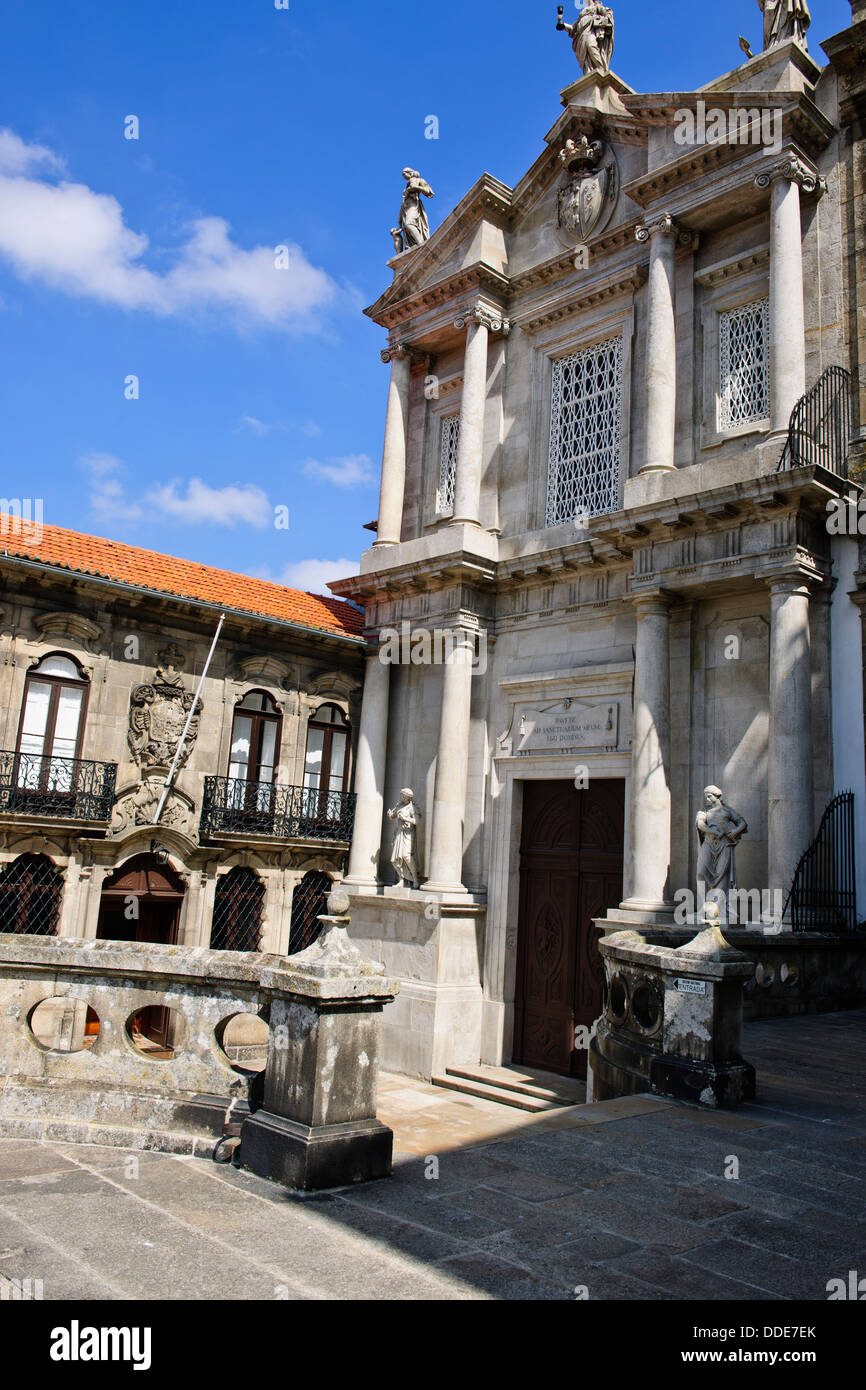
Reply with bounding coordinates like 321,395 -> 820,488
239,1109 -> 394,1191
649,1053 -> 756,1108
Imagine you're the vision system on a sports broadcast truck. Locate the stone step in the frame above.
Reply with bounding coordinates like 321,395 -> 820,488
445,1064 -> 586,1106
431,1072 -> 563,1112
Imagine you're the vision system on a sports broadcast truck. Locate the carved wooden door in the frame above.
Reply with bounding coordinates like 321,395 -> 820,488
514,779 -> 624,1078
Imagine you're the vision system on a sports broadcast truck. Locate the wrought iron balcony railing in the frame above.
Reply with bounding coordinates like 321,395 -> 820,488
778,365 -> 853,476
0,751 -> 118,824
201,776 -> 356,844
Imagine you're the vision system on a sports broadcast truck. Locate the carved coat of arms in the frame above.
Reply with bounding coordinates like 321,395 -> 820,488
556,135 -> 619,245
127,646 -> 202,770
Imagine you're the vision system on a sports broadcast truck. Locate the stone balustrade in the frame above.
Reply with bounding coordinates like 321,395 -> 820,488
0,922 -> 398,1189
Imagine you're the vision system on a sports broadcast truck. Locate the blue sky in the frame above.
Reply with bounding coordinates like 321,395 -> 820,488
0,0 -> 852,595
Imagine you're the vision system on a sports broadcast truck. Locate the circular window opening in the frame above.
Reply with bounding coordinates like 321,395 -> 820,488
608,977 -> 627,1020
28,998 -> 100,1053
632,984 -> 661,1031
126,1006 -> 180,1059
780,962 -> 799,986
215,1013 -> 269,1073
755,962 -> 776,989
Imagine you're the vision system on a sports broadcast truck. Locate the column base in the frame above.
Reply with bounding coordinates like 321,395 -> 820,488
240,1110 -> 393,1192
420,879 -> 469,895
618,899 -> 674,918
637,464 -> 677,475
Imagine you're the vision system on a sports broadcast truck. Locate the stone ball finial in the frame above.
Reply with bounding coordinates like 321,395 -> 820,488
327,887 -> 351,917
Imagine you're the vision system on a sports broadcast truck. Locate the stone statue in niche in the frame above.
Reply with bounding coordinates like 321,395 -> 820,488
128,646 -> 201,770
391,169 -> 434,253
556,1 -> 615,76
696,785 -> 748,900
387,788 -> 421,888
757,0 -> 810,50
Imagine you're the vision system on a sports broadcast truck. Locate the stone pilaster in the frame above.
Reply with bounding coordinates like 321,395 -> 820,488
451,304 -> 508,527
767,574 -> 815,901
755,156 -> 824,435
374,345 -> 412,546
635,215 -> 683,474
622,590 -> 673,913
344,647 -> 391,887
422,629 -> 476,893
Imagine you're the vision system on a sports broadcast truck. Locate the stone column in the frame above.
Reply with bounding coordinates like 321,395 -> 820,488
422,629 -> 475,893
635,215 -> 681,474
345,647 -> 391,887
767,575 -> 815,899
755,157 -> 823,434
451,305 -> 507,527
374,345 -> 412,547
622,591 -> 673,913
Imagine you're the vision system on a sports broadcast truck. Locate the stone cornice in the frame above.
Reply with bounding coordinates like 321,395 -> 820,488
367,263 -> 510,334
695,245 -> 770,288
513,263 -> 648,336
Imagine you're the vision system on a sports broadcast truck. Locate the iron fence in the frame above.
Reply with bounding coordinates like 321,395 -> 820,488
782,791 -> 859,933
778,365 -> 853,476
0,751 -> 117,823
201,776 -> 356,843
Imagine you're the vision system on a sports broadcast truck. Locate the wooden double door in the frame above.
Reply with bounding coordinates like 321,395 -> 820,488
514,779 -> 624,1078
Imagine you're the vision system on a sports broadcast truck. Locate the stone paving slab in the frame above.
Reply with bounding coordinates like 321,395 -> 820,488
0,1009 -> 863,1300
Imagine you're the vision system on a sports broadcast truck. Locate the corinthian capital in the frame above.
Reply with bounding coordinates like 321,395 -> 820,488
454,302 -> 510,335
755,155 -> 825,196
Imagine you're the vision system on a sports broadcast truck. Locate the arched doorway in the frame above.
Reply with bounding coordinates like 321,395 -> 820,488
97,853 -> 186,947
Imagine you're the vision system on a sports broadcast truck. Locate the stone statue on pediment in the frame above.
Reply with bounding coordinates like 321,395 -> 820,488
391,169 -> 434,254
556,1 -> 615,77
757,0 -> 810,49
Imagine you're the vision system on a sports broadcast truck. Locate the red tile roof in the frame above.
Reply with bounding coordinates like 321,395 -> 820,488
0,517 -> 364,639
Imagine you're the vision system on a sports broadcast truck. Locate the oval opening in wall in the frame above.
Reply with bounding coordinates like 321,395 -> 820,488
126,1005 -> 180,1060
28,998 -> 100,1053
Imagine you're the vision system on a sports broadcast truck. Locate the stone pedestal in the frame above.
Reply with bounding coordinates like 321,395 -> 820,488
240,910 -> 398,1191
590,921 -> 756,1108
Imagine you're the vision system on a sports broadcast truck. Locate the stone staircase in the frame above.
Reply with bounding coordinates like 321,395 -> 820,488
431,1063 -> 586,1112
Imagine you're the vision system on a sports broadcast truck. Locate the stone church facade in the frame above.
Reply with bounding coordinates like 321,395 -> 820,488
0,519 -> 365,967
333,11 -> 866,1082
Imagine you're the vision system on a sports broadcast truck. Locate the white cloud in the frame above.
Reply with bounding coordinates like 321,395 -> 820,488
236,415 -> 274,436
80,454 -> 271,529
0,129 -> 338,329
278,557 -> 358,594
302,453 -> 375,489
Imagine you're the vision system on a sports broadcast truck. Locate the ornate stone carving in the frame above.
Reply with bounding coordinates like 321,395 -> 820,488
387,788 -> 421,888
127,647 -> 201,770
758,0 -> 810,51
111,777 -> 195,838
391,169 -> 434,253
33,611 -> 103,648
635,213 -> 696,246
454,303 -> 510,334
556,135 -> 619,245
696,785 -> 748,900
556,1 -> 615,76
754,155 -> 824,195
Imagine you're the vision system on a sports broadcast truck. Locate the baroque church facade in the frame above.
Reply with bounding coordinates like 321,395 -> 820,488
332,6 -> 866,1082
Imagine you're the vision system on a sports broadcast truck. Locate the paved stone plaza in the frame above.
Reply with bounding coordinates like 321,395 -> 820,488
1,1010 -> 865,1301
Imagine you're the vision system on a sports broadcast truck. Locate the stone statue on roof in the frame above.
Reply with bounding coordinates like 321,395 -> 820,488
556,1 -> 615,77
757,0 -> 810,49
390,169 -> 434,254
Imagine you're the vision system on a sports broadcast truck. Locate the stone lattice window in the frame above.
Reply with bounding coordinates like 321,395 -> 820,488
718,297 -> 770,431
436,414 -> 460,515
546,336 -> 623,527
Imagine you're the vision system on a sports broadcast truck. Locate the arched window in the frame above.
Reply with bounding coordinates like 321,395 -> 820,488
303,704 -> 350,796
288,870 -> 331,955
0,854 -> 63,936
210,867 -> 265,952
15,653 -> 89,794
229,691 -> 281,785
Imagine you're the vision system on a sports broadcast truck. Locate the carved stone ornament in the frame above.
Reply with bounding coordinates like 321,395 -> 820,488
556,135 -> 619,247
754,155 -> 825,196
111,777 -> 195,838
127,647 -> 201,770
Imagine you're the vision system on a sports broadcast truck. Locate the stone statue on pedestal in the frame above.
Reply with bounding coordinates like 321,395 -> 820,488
391,170 -> 434,253
556,1 -> 615,76
757,0 -> 810,49
696,786 -> 748,901
388,788 -> 421,887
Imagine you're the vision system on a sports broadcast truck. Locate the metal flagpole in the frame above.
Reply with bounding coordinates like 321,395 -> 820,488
152,612 -> 226,826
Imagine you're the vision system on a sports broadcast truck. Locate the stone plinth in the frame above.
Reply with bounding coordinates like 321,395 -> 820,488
239,914 -> 398,1191
590,925 -> 756,1108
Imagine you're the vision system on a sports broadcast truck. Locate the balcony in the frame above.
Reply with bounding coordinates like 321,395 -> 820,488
201,777 -> 356,847
0,751 -> 117,827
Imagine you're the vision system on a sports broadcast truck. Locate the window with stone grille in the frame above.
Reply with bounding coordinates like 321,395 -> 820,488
288,870 -> 332,955
0,854 -> 63,935
210,866 -> 265,952
436,414 -> 460,515
546,336 -> 623,527
718,297 -> 770,431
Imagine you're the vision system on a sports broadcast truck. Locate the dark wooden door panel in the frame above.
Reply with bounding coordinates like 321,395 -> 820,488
515,779 -> 624,1078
